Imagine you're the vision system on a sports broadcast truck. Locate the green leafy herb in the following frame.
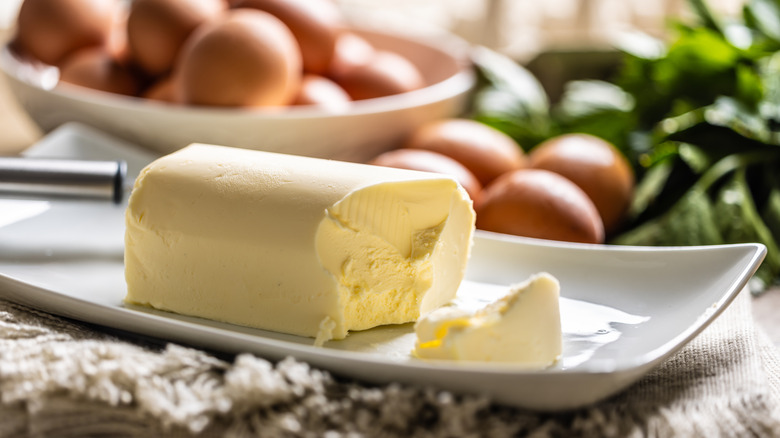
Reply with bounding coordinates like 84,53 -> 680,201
469,0 -> 780,292
469,46 -> 553,149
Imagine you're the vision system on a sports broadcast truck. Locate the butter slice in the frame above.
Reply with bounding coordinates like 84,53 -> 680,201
413,272 -> 562,367
124,144 -> 475,345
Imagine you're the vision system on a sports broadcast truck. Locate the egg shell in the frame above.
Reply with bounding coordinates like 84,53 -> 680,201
15,0 -> 118,66
106,6 -> 131,67
335,50 -> 425,101
370,149 -> 482,203
476,169 -> 604,244
529,133 -> 634,234
58,48 -> 140,96
126,0 -> 225,76
176,9 -> 302,107
327,32 -> 375,79
293,74 -> 351,112
233,0 -> 342,75
404,118 -> 527,186
142,75 -> 179,103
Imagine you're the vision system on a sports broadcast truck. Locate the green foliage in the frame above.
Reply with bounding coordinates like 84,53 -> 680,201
470,0 -> 780,292
469,46 -> 554,150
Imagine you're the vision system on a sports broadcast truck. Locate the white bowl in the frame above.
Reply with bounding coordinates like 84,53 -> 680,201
0,28 -> 475,162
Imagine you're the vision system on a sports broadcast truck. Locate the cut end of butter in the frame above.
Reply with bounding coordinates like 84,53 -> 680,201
124,144 -> 475,345
413,272 -> 562,368
316,178 -> 474,335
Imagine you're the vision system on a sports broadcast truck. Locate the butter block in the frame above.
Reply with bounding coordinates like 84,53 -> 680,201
124,144 -> 475,344
413,272 -> 562,367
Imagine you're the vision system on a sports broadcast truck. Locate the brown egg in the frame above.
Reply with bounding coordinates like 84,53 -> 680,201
370,149 -> 482,202
335,51 -> 425,101
293,74 -> 351,112
476,169 -> 604,244
126,0 -> 225,76
15,0 -> 119,66
58,48 -> 140,96
176,9 -> 302,107
529,134 -> 634,234
327,32 -> 375,79
233,0 -> 342,75
142,75 -> 179,103
106,5 -> 131,66
404,119 -> 527,186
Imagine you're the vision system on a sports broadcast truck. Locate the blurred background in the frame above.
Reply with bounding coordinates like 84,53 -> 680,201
333,0 -> 742,58
0,0 -> 748,61
332,0 -> 747,102
0,0 -> 746,153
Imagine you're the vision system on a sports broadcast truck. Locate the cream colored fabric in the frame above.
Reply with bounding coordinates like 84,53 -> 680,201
1,290 -> 779,437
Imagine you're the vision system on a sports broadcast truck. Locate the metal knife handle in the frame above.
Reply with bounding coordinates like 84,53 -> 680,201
0,157 -> 127,203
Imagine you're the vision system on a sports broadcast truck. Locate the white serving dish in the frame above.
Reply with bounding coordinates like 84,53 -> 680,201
0,28 -> 475,162
0,124 -> 766,411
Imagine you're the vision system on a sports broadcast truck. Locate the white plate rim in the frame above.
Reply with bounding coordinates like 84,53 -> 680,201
0,123 -> 767,410
0,233 -> 765,374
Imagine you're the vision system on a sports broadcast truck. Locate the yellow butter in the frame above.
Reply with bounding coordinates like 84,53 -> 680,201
124,144 -> 475,345
413,272 -> 562,367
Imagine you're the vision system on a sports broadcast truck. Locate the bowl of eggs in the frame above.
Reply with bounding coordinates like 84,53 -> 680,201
0,0 -> 475,162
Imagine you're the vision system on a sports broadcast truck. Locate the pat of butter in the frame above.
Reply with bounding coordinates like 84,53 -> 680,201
413,272 -> 562,367
124,144 -> 475,345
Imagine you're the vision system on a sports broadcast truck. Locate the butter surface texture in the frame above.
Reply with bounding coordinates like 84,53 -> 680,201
413,272 -> 562,367
124,144 -> 475,344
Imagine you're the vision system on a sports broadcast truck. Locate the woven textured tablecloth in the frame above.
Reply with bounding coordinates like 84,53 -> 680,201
1,289 -> 779,438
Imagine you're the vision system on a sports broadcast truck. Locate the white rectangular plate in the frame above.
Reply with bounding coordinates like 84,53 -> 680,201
0,123 -> 766,411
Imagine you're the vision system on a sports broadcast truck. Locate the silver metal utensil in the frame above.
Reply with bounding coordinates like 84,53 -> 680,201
0,157 -> 127,203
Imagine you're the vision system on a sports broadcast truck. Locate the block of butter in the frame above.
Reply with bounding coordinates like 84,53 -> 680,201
124,144 -> 475,345
413,272 -> 562,367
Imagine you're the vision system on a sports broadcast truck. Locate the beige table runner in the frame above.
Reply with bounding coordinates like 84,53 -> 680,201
1,289 -> 779,437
